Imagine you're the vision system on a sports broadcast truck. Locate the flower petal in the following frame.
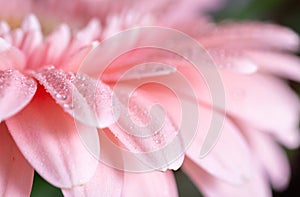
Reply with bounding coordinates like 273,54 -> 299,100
182,158 -> 271,197
5,87 -> 99,188
32,66 -> 118,128
245,128 -> 291,190
186,107 -> 253,184
0,70 -> 37,122
201,22 -> 299,51
20,14 -> 43,58
0,122 -> 34,197
246,50 -> 300,81
62,162 -> 123,197
208,48 -> 258,74
0,39 -> 26,70
122,170 -> 178,197
221,72 -> 300,148
107,84 -> 185,171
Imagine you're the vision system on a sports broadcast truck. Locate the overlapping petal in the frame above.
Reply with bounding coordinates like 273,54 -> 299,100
0,123 -> 34,197
5,87 -> 99,188
0,70 -> 36,121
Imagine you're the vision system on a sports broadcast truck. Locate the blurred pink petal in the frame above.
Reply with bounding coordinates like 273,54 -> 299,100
244,128 -> 291,190
183,158 -> 272,197
186,107 -> 253,184
0,70 -> 36,121
0,39 -> 26,70
62,162 -> 123,197
0,123 -> 34,196
122,170 -> 178,197
223,72 -> 300,148
246,50 -> 300,81
201,22 -> 299,51
5,87 -> 99,188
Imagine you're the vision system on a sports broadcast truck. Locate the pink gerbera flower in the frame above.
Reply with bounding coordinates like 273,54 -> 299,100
0,0 -> 299,196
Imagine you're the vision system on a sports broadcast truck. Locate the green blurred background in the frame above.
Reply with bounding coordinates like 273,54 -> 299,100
30,0 -> 300,196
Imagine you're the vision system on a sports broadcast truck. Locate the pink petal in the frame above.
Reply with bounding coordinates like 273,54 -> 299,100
20,14 -> 43,58
245,128 -> 290,190
122,170 -> 178,197
245,50 -> 300,81
62,42 -> 99,72
0,70 -> 37,121
69,19 -> 101,53
186,107 -> 253,184
201,22 -> 299,51
62,162 -> 123,197
0,122 -> 34,197
208,48 -> 258,74
5,87 -> 99,188
0,39 -> 26,70
32,66 -> 118,128
182,158 -> 272,197
221,72 -> 300,148
43,24 -> 71,66
107,84 -> 185,171
0,21 -> 10,36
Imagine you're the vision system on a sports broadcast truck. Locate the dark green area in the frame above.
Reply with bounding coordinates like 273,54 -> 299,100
30,173 -> 63,197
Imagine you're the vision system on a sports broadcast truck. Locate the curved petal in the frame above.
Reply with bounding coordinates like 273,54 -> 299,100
0,122 -> 34,197
43,24 -> 71,66
201,22 -> 299,51
20,14 -> 43,58
208,48 -> 258,74
0,39 -> 26,70
0,70 -> 37,122
245,50 -> 300,82
32,66 -> 118,128
5,87 -> 99,188
122,170 -> 178,197
221,72 -> 300,148
182,158 -> 271,197
107,84 -> 185,171
245,128 -> 290,190
62,162 -> 123,197
186,107 -> 253,184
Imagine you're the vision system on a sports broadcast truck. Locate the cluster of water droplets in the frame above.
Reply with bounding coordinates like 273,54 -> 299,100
34,66 -> 74,110
0,69 -> 36,98
33,66 -> 119,128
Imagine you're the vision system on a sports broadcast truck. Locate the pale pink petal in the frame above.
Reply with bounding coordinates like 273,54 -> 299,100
245,128 -> 291,190
0,21 -> 10,36
107,84 -> 184,171
0,70 -> 37,121
5,87 -> 99,188
43,24 -> 71,66
0,39 -> 26,70
62,42 -> 99,72
221,72 -> 300,148
183,158 -> 272,197
0,122 -> 34,197
62,162 -> 123,197
122,170 -> 178,197
20,14 -> 43,57
201,22 -> 299,51
246,50 -> 300,81
186,107 -> 253,184
69,19 -> 101,52
208,48 -> 258,74
10,29 -> 24,48
32,66 -> 118,128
